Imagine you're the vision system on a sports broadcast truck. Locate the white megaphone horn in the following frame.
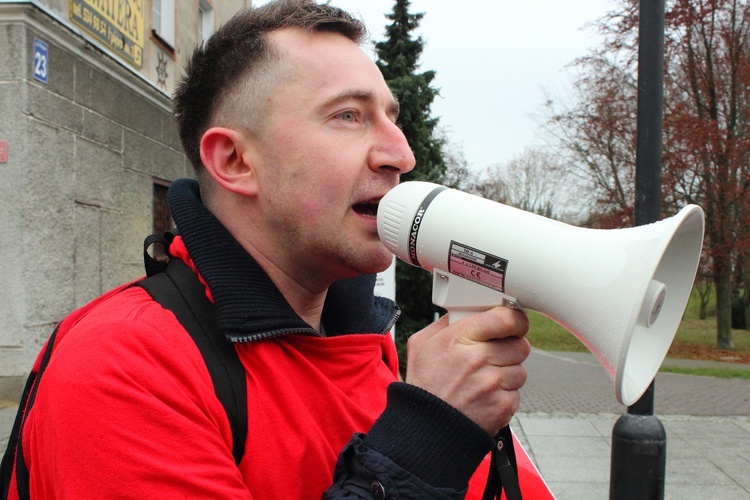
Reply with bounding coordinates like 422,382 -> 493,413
377,181 -> 705,406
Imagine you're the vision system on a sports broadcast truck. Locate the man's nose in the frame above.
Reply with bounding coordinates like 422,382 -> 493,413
369,120 -> 416,174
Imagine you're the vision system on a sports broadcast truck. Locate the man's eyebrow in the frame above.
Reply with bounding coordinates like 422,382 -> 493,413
318,90 -> 400,119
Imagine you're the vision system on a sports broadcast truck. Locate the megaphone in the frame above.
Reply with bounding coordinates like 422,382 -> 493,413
377,181 -> 705,406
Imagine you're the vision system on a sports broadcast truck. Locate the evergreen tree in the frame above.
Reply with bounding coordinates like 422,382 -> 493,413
375,0 -> 446,373
376,0 -> 445,184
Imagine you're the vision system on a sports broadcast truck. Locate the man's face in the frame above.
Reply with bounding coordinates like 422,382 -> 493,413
244,28 -> 416,288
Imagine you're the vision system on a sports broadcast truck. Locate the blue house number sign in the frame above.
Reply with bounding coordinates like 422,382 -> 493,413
33,38 -> 49,84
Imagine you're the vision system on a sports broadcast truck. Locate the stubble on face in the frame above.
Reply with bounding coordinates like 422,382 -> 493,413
233,29 -> 405,288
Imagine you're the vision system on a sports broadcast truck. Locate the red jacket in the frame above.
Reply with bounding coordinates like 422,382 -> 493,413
11,281 -> 401,498
8,179 -> 503,499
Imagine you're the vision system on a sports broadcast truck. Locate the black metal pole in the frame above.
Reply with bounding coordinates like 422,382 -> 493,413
610,0 -> 668,498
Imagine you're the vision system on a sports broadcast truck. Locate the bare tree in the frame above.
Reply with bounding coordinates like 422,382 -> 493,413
661,0 -> 750,347
435,126 -> 478,190
542,52 -> 639,228
475,147 -> 585,223
543,0 -> 750,348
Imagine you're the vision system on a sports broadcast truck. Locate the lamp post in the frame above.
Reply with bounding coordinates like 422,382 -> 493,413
609,0 -> 668,498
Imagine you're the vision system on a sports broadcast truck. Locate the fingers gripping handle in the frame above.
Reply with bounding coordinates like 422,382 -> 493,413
432,270 -> 522,324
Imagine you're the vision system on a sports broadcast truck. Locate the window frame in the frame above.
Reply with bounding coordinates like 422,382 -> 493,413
199,0 -> 215,43
152,0 -> 176,50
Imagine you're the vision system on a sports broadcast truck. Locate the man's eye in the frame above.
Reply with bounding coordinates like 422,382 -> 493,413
338,111 -> 356,122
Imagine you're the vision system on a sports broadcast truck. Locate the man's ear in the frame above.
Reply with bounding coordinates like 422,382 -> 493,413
200,127 -> 258,196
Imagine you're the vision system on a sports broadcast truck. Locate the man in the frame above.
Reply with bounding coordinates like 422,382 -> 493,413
6,1 -> 529,498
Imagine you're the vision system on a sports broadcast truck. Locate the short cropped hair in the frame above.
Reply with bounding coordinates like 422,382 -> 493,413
172,0 -> 368,174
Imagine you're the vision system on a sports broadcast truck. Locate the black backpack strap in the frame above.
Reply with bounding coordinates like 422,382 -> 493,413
1,378 -> 26,499
482,425 -> 522,500
136,258 -> 248,465
0,324 -> 61,500
0,362 -> 37,499
142,231 -> 175,277
1,240 -> 247,500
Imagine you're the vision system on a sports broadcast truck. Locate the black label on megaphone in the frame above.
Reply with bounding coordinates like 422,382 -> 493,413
448,241 -> 508,293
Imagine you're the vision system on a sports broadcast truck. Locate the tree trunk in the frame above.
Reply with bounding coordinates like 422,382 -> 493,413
744,267 -> 750,331
714,261 -> 735,349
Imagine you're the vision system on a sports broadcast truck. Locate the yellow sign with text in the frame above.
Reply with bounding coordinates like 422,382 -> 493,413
70,0 -> 144,68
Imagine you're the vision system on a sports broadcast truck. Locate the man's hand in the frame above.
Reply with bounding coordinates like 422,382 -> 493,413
404,306 -> 530,436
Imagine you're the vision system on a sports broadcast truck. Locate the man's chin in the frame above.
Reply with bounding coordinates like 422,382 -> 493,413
355,250 -> 395,277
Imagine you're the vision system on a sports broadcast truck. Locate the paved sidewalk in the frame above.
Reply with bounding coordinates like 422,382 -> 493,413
512,349 -> 750,499
511,412 -> 750,499
2,348 -> 749,499
522,349 -> 750,415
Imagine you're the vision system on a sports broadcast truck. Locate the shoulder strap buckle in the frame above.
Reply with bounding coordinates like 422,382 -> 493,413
143,230 -> 178,277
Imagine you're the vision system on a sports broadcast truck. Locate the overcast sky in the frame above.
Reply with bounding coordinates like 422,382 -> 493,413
258,0 -> 615,171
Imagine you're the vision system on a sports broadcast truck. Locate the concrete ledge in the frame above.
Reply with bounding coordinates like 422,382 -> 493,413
0,376 -> 25,403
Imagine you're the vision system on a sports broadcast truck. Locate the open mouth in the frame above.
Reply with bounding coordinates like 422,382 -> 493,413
353,200 -> 379,217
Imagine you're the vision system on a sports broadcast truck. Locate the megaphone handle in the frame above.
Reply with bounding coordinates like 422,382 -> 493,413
445,302 -> 528,324
446,308 -> 495,324
432,270 -> 519,325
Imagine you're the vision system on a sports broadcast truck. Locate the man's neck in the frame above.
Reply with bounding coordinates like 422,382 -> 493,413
232,226 -> 330,332
207,194 -> 331,333
262,264 -> 329,333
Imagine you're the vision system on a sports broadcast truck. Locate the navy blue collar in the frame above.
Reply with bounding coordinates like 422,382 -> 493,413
168,179 -> 399,343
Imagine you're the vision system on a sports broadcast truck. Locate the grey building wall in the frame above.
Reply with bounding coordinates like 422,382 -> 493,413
0,0 -> 249,400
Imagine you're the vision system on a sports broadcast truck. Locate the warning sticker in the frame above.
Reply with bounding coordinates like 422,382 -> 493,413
448,241 -> 508,293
